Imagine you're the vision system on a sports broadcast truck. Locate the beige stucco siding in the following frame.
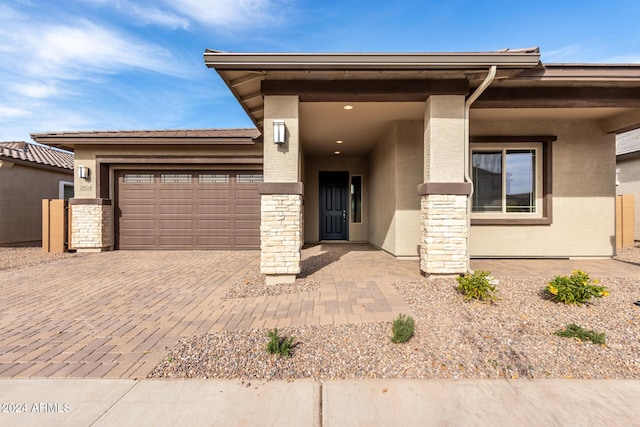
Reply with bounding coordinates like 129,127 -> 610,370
0,162 -> 72,245
369,120 -> 423,257
72,144 -> 264,199
263,95 -> 300,183
304,156 -> 369,242
369,124 -> 397,253
470,119 -> 616,257
616,156 -> 640,240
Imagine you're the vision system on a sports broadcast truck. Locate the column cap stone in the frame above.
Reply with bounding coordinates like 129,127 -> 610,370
418,182 -> 472,196
69,198 -> 112,205
258,182 -> 304,195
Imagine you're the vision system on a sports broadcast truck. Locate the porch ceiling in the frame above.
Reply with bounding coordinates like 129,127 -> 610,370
300,102 -> 424,156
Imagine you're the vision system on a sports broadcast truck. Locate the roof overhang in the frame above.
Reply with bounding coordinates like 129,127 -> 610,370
31,129 -> 261,152
204,49 -> 542,70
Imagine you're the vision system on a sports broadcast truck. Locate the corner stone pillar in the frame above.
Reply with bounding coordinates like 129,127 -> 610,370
258,184 -> 304,285
261,95 -> 303,285
69,198 -> 113,252
420,95 -> 469,275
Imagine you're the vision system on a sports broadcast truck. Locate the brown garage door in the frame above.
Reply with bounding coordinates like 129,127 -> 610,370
116,171 -> 261,249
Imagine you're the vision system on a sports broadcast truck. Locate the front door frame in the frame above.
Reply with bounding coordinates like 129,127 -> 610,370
319,171 -> 349,241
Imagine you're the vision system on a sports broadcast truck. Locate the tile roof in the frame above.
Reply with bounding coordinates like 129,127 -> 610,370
617,129 -> 640,157
0,141 -> 74,170
31,128 -> 260,139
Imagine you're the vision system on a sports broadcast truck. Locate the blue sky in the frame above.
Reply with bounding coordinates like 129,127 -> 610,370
1,0 -> 640,144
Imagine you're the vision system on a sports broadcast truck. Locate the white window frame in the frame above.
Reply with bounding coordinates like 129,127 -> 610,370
470,143 -> 543,219
59,180 -> 74,199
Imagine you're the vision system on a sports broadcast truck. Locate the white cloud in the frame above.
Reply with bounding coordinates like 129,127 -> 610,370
0,106 -> 30,118
165,0 -> 284,29
127,3 -> 190,29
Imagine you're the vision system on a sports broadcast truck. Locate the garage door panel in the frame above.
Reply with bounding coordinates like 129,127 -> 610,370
197,189 -> 231,198
159,205 -> 193,214
117,170 -> 260,250
197,204 -> 231,215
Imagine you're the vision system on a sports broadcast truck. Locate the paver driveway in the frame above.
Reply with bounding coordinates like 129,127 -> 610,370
0,245 -> 416,379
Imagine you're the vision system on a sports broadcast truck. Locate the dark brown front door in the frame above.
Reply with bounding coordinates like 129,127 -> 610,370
116,171 -> 261,249
319,171 -> 348,240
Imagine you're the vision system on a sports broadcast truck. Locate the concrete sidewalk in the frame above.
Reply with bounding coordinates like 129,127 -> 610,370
1,379 -> 638,426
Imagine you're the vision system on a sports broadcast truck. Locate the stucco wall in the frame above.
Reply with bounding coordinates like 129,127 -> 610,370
0,162 -> 73,245
369,124 -> 397,254
72,144 -> 264,199
616,156 -> 640,240
303,156 -> 369,242
470,119 -> 616,257
368,120 -> 423,257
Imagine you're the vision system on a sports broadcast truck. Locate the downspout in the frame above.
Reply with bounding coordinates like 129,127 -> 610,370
464,65 -> 497,273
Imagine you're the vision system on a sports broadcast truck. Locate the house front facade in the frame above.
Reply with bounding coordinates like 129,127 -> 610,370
33,47 -> 640,284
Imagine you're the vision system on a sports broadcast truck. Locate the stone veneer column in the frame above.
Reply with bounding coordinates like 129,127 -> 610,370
420,95 -> 469,275
69,199 -> 113,252
258,183 -> 304,285
418,185 -> 471,274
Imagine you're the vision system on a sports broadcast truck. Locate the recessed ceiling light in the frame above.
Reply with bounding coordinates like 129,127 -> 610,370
343,105 -> 353,110
336,140 -> 343,144
334,151 -> 340,155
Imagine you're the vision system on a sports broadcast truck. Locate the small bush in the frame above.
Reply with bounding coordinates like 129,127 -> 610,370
391,314 -> 415,343
456,270 -> 497,302
546,270 -> 609,305
265,328 -> 295,357
554,323 -> 606,345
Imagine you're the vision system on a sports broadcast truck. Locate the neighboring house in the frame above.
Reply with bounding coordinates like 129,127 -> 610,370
32,47 -> 640,284
616,128 -> 640,241
0,141 -> 74,245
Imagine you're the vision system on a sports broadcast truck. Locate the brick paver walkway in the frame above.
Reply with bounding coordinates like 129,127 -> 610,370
2,244 -> 638,379
0,244 -> 417,379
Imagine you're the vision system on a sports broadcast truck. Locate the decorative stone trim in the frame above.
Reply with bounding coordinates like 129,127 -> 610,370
418,182 -> 472,196
260,194 -> 303,276
258,182 -> 304,195
420,194 -> 468,274
70,199 -> 113,252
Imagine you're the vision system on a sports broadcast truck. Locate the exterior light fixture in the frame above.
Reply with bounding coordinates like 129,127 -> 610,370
77,165 -> 89,179
273,120 -> 286,144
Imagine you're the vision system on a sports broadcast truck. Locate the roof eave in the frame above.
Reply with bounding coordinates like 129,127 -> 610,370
203,51 -> 542,70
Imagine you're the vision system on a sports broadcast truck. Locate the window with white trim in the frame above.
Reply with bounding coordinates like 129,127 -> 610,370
471,143 -> 542,217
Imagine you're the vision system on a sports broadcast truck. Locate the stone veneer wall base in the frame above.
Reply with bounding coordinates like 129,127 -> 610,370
70,200 -> 113,252
260,194 -> 303,280
420,194 -> 468,275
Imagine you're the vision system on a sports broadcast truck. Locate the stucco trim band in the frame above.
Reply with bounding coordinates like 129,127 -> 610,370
418,182 -> 472,196
69,198 -> 112,206
258,182 -> 304,195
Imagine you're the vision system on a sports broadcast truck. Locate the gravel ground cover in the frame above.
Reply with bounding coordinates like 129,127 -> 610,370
223,266 -> 319,299
0,246 -> 83,272
151,269 -> 640,381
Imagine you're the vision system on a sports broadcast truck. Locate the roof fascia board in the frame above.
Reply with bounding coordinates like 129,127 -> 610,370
32,137 -> 258,146
204,52 -> 541,70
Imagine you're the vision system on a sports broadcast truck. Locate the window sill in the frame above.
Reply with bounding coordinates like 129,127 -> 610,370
471,217 -> 552,226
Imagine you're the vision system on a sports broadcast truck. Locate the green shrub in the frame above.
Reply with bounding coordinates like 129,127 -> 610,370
554,323 -> 606,345
546,270 -> 609,305
391,314 -> 415,343
265,328 -> 295,357
456,270 -> 497,302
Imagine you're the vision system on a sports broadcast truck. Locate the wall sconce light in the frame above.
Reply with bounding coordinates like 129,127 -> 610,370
77,165 -> 90,179
273,120 -> 286,144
